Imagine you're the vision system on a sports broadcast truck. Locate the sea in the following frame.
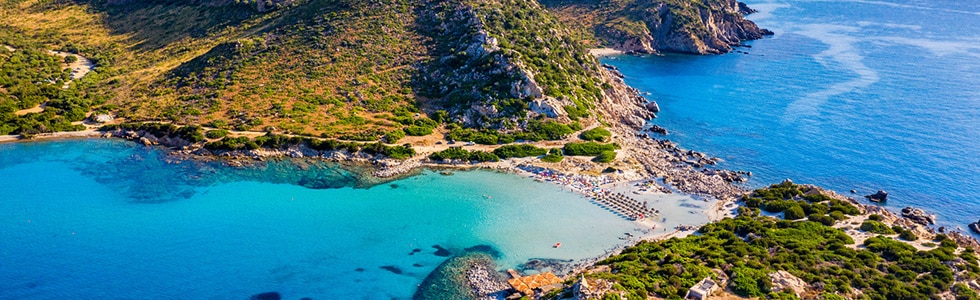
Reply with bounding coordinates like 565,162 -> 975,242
604,0 -> 980,232
0,139 -> 671,299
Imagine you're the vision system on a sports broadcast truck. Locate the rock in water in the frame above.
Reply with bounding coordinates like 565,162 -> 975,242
647,125 -> 668,135
901,207 -> 935,226
865,190 -> 888,202
969,220 -> 980,234
645,101 -> 660,113
432,245 -> 451,257
250,292 -> 281,300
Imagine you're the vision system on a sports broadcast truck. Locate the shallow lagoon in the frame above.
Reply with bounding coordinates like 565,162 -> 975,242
0,139 -> 658,299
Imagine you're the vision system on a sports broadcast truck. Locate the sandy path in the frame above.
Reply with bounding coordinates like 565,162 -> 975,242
14,104 -> 45,116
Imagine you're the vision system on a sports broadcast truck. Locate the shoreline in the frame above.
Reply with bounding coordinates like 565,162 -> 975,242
588,47 -> 625,57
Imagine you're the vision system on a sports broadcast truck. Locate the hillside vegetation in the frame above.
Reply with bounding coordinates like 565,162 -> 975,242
574,182 -> 980,300
0,0 -> 617,141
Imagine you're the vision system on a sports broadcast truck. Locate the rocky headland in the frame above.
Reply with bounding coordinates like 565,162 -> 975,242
545,0 -> 774,54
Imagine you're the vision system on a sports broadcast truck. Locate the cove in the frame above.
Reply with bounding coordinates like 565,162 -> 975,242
0,139 -> 643,299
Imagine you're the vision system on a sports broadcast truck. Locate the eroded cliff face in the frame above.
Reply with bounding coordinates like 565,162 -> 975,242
416,0 -> 601,128
546,0 -> 773,54
644,0 -> 773,54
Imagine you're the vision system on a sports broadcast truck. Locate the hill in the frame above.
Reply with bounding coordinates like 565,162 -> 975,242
0,0 -> 767,140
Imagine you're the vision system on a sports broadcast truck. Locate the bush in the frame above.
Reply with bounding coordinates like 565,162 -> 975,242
528,120 -> 574,140
493,144 -> 547,158
429,147 -> 470,161
592,150 -> 616,163
564,142 -> 617,156
405,125 -> 433,136
898,230 -> 918,241
808,213 -> 835,226
541,154 -> 563,162
860,220 -> 896,234
385,129 -> 405,143
783,205 -> 806,220
762,200 -> 796,213
467,151 -> 499,162
580,127 -> 612,142
869,214 -> 884,221
729,267 -> 771,297
428,147 -> 498,162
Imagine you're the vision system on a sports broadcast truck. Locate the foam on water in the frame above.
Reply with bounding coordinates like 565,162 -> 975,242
604,0 -> 980,232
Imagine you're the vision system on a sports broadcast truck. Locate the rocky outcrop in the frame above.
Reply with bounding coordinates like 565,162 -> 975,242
549,0 -> 772,55
768,270 -> 807,297
630,0 -> 773,54
644,101 -> 660,113
901,206 -> 936,226
595,24 -> 656,54
418,2 -> 553,127
593,67 -> 744,200
969,220 -> 980,234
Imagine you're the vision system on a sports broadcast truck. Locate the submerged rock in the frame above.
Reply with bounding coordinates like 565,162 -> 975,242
250,292 -> 281,300
647,125 -> 668,135
432,245 -> 452,257
380,265 -> 404,275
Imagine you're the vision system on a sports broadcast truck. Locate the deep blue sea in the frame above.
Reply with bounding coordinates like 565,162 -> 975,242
0,139 -> 652,299
604,0 -> 980,231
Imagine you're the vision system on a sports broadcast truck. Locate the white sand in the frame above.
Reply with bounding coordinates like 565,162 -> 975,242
589,48 -> 624,57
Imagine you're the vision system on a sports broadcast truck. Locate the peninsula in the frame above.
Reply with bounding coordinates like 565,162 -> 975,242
1,0 -> 977,299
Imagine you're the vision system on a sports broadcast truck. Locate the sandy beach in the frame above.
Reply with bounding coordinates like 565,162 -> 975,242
589,48 -> 624,57
0,128 -> 103,144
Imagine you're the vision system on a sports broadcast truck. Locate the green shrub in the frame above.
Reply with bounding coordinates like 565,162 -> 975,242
429,147 -> 470,161
783,205 -> 806,220
405,125 -> 433,136
205,129 -> 229,139
563,142 -> 617,156
385,129 -> 405,143
467,151 -> 499,162
869,214 -> 884,221
528,120 -> 574,140
729,267 -> 771,297
762,200 -> 796,213
592,150 -> 616,163
493,144 -> 547,158
860,220 -> 895,234
579,127 -> 611,142
808,214 -> 835,226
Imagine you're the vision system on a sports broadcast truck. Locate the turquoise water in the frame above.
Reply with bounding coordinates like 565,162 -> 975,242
605,0 -> 980,231
0,139 -> 644,299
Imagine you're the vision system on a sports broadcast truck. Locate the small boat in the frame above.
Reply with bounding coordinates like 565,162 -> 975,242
553,242 -> 562,248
